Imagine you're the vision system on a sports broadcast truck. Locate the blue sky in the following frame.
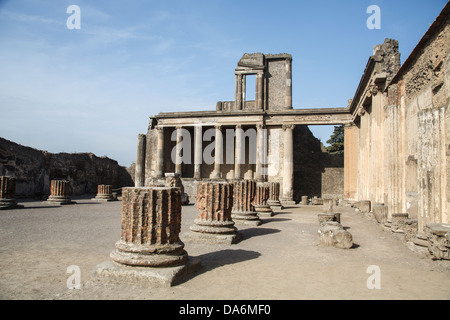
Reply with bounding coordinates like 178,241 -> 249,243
0,0 -> 447,166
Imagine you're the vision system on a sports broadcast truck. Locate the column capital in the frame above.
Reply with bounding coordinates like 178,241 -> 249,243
256,123 -> 265,130
282,124 -> 296,130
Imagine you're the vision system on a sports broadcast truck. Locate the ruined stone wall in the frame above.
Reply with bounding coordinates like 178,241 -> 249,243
267,59 -> 289,110
0,137 -> 134,198
387,18 -> 450,231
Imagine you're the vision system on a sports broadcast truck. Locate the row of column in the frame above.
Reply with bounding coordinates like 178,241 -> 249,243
150,124 -> 296,204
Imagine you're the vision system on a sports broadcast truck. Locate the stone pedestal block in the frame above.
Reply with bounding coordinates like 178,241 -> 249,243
355,200 -> 371,213
391,213 -> 409,233
267,182 -> 283,211
311,196 -> 323,205
253,182 -> 273,217
231,179 -> 262,226
45,180 -> 76,205
318,213 -> 341,224
0,176 -> 23,210
373,204 -> 388,223
322,199 -> 334,213
300,196 -> 309,205
92,184 -> 118,202
184,181 -> 241,244
165,173 -> 189,205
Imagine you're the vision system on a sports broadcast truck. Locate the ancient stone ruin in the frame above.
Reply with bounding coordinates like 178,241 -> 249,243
183,181 -> 241,244
231,179 -> 262,226
94,187 -> 200,286
253,182 -> 273,217
44,180 -> 76,205
92,184 -> 118,202
0,176 -> 23,210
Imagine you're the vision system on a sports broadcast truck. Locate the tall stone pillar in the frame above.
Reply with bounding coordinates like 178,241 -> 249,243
155,126 -> 165,178
253,182 -> 273,216
281,124 -> 296,205
285,59 -> 292,109
344,123 -> 359,200
175,126 -> 183,176
183,181 -> 241,244
231,179 -> 262,226
255,123 -> 266,182
0,176 -> 22,210
234,125 -> 243,180
46,180 -> 76,205
212,125 -> 223,180
135,134 -> 146,187
256,73 -> 264,110
110,187 -> 187,267
194,125 -> 202,179
235,74 -> 243,110
92,184 -> 117,202
267,181 -> 283,211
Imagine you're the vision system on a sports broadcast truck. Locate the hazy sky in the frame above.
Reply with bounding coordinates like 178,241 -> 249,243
0,0 -> 447,166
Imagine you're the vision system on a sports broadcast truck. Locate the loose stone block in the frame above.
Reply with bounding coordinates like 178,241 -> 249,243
317,221 -> 353,249
45,180 -> 76,205
322,199 -> 334,213
253,182 -> 273,217
373,204 -> 388,223
165,173 -> 189,205
97,187 -> 200,286
92,184 -> 118,202
311,196 -> 323,205
355,200 -> 371,213
425,223 -> 450,260
267,182 -> 283,211
0,176 -> 23,210
403,219 -> 418,241
231,179 -> 262,226
391,213 -> 409,233
183,181 -> 241,244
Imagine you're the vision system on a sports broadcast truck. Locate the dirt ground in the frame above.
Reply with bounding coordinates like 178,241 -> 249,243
0,196 -> 449,300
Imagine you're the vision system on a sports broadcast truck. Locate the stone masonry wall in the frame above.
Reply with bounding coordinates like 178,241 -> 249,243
0,137 -> 134,198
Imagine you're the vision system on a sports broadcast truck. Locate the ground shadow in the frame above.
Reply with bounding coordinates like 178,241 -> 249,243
180,249 -> 261,284
238,227 -> 280,241
260,217 -> 292,224
272,210 -> 292,215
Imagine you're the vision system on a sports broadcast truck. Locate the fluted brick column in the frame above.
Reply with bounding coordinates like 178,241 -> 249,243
46,180 -> 76,205
253,182 -> 273,216
184,181 -> 241,244
231,179 -> 261,226
110,187 -> 187,267
0,176 -> 22,210
267,182 -> 283,211
92,184 -> 117,201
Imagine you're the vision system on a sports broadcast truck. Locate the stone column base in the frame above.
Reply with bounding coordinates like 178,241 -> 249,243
0,199 -> 24,210
231,211 -> 262,226
267,200 -> 284,212
91,195 -> 118,202
182,231 -> 242,245
92,257 -> 202,287
44,196 -> 76,205
280,199 -> 296,206
254,204 -> 273,217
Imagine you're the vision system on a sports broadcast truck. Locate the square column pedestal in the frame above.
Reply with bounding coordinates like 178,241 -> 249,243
92,187 -> 201,287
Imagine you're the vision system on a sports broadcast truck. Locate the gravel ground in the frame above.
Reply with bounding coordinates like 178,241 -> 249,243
0,196 -> 449,300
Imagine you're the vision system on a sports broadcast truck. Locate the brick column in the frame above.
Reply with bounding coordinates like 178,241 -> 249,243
46,180 -> 76,205
253,182 -> 273,216
110,187 -> 187,267
0,176 -> 21,210
184,181 -> 241,244
267,182 -> 283,211
231,179 -> 261,226
93,184 -> 117,201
